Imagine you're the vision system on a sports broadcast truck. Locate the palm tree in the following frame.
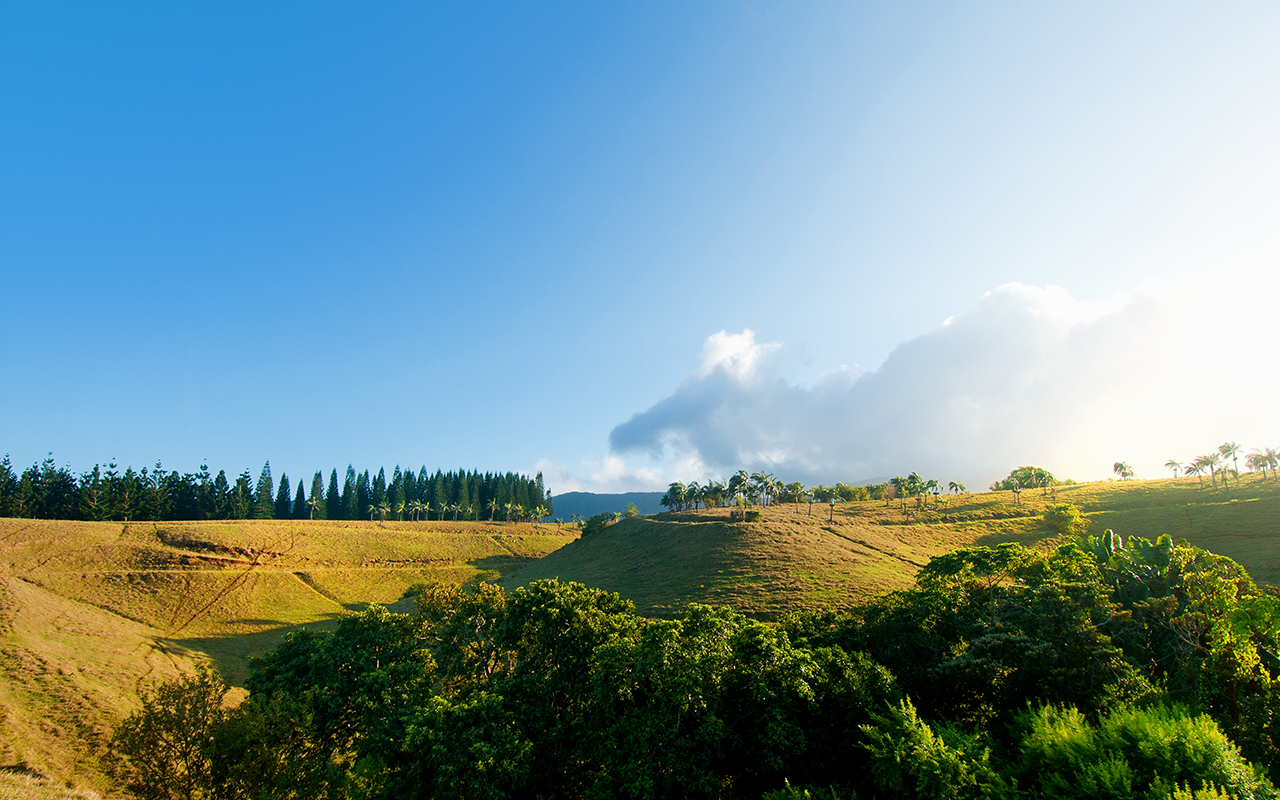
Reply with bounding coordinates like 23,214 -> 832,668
1265,447 -> 1280,480
1220,442 -> 1242,480
533,505 -> 548,526
666,482 -> 687,512
1197,454 -> 1220,489
1164,459 -> 1182,480
948,480 -> 966,495
686,481 -> 702,510
1113,462 -> 1133,480
1185,460 -> 1203,486
728,470 -> 750,507
487,498 -> 500,521
394,498 -> 406,521
306,494 -> 322,520
924,479 -> 941,507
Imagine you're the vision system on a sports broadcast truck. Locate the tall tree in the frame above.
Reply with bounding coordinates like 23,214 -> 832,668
340,466 -> 358,520
253,462 -> 274,519
1220,441 -> 1242,478
292,480 -> 307,520
325,469 -> 340,520
310,472 -> 328,520
434,473 -> 449,521
274,473 -> 292,520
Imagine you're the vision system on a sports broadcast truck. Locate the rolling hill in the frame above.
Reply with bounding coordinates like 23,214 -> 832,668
0,517 -> 577,797
2,472 -> 1278,796
507,475 -> 1280,618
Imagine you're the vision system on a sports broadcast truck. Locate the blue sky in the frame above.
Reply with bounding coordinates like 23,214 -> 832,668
4,2 -> 1278,492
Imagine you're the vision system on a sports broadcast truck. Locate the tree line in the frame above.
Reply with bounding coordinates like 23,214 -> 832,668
110,533 -> 1280,799
0,454 -> 552,523
660,470 -> 971,519
1161,442 -> 1280,489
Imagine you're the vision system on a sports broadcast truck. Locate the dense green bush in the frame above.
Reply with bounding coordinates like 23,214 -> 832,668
1044,502 -> 1088,535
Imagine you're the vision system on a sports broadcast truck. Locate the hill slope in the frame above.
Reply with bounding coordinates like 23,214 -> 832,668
0,517 -> 576,796
507,475 -> 1280,618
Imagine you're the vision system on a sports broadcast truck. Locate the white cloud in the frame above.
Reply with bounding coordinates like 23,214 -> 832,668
608,279 -> 1279,488
696,329 -> 780,379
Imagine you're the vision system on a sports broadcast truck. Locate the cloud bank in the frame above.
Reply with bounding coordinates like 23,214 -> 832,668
609,280 -> 1278,488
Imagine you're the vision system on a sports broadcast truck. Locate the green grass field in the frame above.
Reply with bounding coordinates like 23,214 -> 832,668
2,474 -> 1277,796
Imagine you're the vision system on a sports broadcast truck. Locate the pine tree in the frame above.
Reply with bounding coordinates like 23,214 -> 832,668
213,470 -> 230,519
253,462 -> 274,519
326,469 -> 340,520
434,472 -> 448,520
372,468 -> 387,507
232,470 -> 253,519
312,472 -> 329,521
457,473 -> 471,517
402,467 -> 417,505
536,471 -> 552,517
340,466 -> 358,520
357,471 -> 371,520
274,473 -> 292,519
292,481 -> 307,519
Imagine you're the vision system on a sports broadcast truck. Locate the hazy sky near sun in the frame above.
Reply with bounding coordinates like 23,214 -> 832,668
3,2 -> 1278,493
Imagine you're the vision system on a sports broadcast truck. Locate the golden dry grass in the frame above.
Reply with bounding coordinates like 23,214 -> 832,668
0,517 -> 577,796
1,474 -> 1275,794
505,474 -> 1280,618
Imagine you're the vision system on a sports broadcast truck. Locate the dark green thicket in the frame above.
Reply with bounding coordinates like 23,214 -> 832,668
110,535 -> 1280,799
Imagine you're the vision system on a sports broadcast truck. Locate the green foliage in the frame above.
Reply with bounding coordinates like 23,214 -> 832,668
0,454 -> 551,523
106,527 -> 1280,800
762,780 -> 851,799
1014,704 -> 1275,800
744,508 -> 763,522
996,465 -> 1055,491
860,699 -> 1009,799
623,502 -> 639,517
107,666 -> 227,800
1044,503 -> 1088,535
580,511 -> 616,537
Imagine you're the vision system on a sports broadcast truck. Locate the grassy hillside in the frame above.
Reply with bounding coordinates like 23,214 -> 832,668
0,517 -> 577,797
3,473 -> 1276,796
505,474 -> 1280,618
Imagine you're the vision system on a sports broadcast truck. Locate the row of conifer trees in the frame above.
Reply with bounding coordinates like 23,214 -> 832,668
0,454 -> 551,523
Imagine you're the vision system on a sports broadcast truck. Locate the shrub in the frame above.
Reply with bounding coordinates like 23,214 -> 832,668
1044,503 -> 1088,536
581,512 -> 616,537
1015,704 -> 1277,800
107,666 -> 227,800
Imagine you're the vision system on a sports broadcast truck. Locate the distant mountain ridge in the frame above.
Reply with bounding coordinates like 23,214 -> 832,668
550,491 -> 665,519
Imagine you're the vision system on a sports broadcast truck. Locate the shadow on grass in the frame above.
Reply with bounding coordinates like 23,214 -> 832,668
169,613 -> 347,685
469,554 -> 544,580
970,522 -> 1058,550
